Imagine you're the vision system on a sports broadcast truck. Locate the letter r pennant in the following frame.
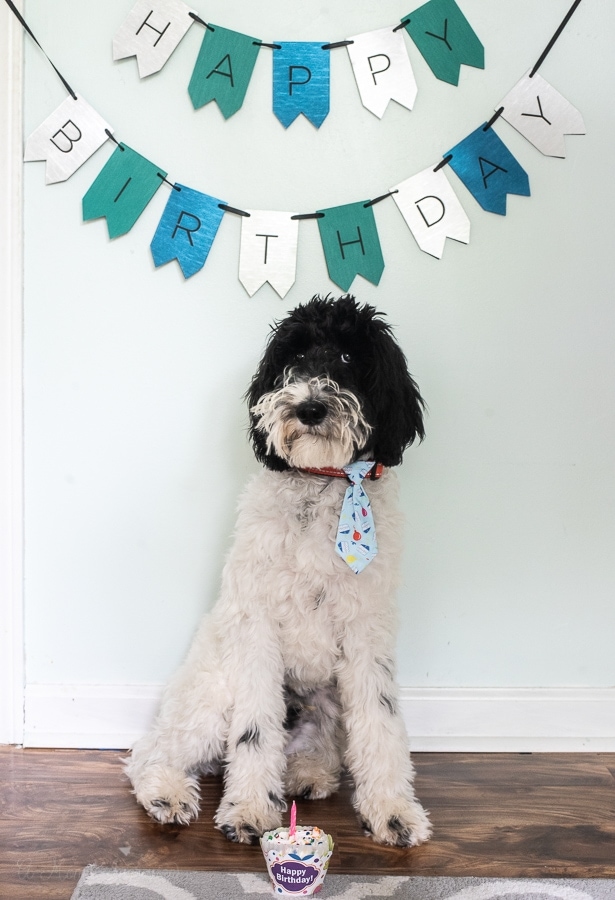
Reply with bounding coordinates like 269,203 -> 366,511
150,184 -> 226,277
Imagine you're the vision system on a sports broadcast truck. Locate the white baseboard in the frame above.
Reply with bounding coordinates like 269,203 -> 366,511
21,684 -> 615,751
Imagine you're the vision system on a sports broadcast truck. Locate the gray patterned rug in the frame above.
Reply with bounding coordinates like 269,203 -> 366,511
71,868 -> 615,900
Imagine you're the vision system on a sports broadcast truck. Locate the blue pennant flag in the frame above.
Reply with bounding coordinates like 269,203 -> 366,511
150,184 -> 226,278
447,125 -> 530,215
273,42 -> 330,128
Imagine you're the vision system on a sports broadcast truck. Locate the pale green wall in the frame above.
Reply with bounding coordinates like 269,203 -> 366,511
23,0 -> 615,688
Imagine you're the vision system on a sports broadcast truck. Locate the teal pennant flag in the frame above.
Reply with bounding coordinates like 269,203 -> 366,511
447,124 -> 530,215
273,42 -> 330,128
188,24 -> 261,119
150,184 -> 226,278
317,201 -> 384,291
403,0 -> 484,86
82,144 -> 165,238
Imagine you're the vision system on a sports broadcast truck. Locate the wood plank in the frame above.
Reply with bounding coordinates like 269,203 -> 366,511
2,748 -> 615,900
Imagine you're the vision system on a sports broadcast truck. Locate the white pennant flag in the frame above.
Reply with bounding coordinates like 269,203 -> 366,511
392,166 -> 470,259
113,0 -> 195,78
499,70 -> 585,158
24,95 -> 112,184
346,26 -> 417,119
239,211 -> 299,299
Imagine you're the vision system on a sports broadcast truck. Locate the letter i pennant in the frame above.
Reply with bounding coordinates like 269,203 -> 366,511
82,144 -> 166,238
403,0 -> 484,86
317,202 -> 384,291
447,125 -> 530,215
150,185 -> 226,277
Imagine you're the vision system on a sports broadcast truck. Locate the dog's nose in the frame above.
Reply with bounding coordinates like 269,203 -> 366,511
295,400 -> 327,425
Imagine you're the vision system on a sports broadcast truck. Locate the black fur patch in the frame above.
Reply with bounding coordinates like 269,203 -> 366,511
246,295 -> 424,471
379,693 -> 397,715
237,725 -> 261,749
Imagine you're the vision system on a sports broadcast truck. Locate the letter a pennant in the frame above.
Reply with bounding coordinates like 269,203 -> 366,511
346,26 -> 417,118
82,144 -> 166,238
239,211 -> 299,298
273,42 -> 330,128
499,70 -> 585,158
150,185 -> 226,277
403,0 -> 484,86
317,202 -> 384,291
447,125 -> 530,215
188,25 -> 261,118
24,94 -> 112,184
113,0 -> 195,78
392,166 -> 470,258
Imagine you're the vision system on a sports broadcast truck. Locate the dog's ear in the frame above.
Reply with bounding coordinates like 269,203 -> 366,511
366,321 -> 425,468
245,328 -> 291,472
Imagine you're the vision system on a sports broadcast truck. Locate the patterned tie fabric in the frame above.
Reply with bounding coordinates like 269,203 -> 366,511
335,461 -> 378,574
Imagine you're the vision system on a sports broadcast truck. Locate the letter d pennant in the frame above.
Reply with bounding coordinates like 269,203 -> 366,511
317,201 -> 384,292
392,166 -> 470,258
150,185 -> 226,278
447,125 -> 530,215
82,144 -> 166,238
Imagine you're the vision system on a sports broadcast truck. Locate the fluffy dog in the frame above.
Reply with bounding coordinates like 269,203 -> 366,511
125,294 -> 431,848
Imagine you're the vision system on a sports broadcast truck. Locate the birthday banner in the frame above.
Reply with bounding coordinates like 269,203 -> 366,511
11,0 -> 586,298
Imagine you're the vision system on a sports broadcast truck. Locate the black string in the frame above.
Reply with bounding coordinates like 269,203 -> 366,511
219,204 -> 250,217
322,40 -> 354,50
290,212 -> 325,220
529,0 -> 584,77
2,0 -> 77,99
434,154 -> 453,172
188,12 -> 214,31
364,190 -> 398,208
483,106 -> 504,131
393,18 -> 411,32
105,129 -> 125,151
253,40 -> 282,49
157,173 -> 181,191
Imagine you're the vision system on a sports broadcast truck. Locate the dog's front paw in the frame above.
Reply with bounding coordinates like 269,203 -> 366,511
215,797 -> 284,844
135,765 -> 200,826
359,798 -> 432,847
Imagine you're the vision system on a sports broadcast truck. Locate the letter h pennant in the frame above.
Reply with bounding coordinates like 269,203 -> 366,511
113,0 -> 196,78
316,201 -> 384,291
82,144 -> 166,238
150,185 -> 226,277
273,42 -> 330,128
447,124 -> 530,215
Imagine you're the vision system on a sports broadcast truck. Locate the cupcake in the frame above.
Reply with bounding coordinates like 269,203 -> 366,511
260,804 -> 333,895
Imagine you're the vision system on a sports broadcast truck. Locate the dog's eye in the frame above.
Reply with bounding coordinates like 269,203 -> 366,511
340,352 -> 351,364
295,353 -> 305,360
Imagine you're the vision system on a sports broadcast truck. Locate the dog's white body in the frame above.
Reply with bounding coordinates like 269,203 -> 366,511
126,296 -> 431,847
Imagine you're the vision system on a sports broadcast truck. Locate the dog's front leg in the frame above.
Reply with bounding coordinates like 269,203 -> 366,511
337,633 -> 432,847
214,607 -> 288,844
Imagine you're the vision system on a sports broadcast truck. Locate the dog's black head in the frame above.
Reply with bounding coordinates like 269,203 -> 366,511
247,295 -> 425,471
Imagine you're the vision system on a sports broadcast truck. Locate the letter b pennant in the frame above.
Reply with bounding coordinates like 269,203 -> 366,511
150,184 -> 226,277
317,202 -> 384,291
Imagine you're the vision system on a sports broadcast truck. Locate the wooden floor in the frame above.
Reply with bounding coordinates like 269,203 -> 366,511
1,749 -> 614,899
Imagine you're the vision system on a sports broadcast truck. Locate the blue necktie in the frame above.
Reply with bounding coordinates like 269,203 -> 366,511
335,461 -> 378,574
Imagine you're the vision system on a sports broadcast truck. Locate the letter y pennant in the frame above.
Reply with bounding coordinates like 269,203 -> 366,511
403,0 -> 484,86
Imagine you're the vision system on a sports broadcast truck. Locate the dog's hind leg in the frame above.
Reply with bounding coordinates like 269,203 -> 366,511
283,683 -> 345,800
124,614 -> 230,825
